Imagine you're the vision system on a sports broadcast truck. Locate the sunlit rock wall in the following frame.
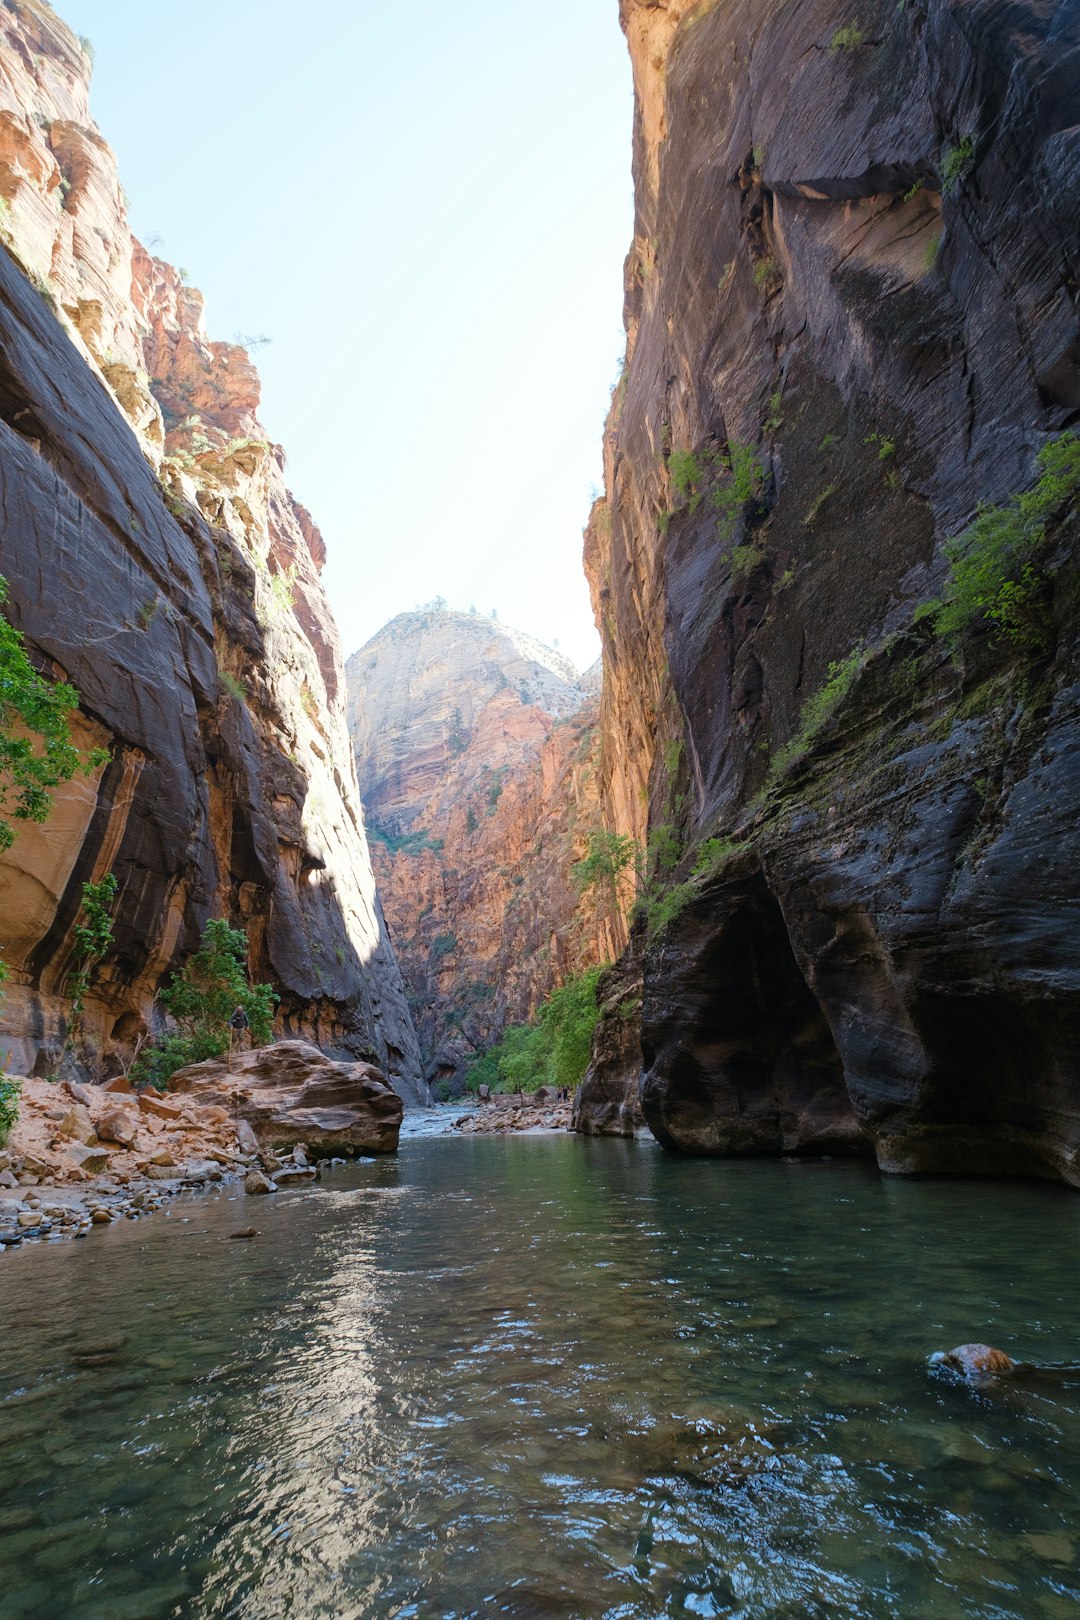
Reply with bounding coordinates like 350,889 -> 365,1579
0,0 -> 424,1101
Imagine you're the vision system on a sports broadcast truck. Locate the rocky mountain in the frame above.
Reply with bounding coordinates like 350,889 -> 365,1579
0,0 -> 424,1102
346,610 -> 613,1085
576,0 -> 1080,1186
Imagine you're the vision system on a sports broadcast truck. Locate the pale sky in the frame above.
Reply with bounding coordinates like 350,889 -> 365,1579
58,1 -> 634,672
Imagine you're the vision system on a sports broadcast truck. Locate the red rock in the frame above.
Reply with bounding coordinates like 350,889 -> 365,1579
101,1077 -> 134,1095
169,1040 -> 402,1156
138,1095 -> 182,1121
96,1111 -> 137,1148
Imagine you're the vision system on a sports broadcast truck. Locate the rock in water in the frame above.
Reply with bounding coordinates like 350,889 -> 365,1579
170,1041 -> 403,1156
938,1344 -> 1019,1378
244,1170 -> 275,1196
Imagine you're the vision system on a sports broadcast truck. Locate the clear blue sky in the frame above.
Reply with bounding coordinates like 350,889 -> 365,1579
58,1 -> 633,672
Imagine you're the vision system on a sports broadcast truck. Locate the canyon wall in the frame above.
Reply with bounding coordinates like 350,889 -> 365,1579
0,0 -> 424,1102
346,610 -> 612,1086
578,0 -> 1080,1182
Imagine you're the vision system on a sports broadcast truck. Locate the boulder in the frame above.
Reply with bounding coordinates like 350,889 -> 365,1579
58,1105 -> 97,1146
101,1076 -> 134,1095
138,1094 -> 183,1121
235,1119 -> 260,1155
64,1081 -> 94,1106
938,1343 -> 1019,1378
244,1168 -> 274,1195
63,1143 -> 110,1174
169,1041 -> 402,1155
97,1110 -> 138,1148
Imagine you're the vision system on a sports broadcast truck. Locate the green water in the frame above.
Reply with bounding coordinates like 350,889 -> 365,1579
1,1134 -> 1079,1620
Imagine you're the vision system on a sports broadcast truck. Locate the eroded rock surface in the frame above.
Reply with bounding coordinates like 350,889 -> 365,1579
347,610 -> 613,1087
0,1 -> 423,1102
168,1040 -> 402,1155
589,0 -> 1080,1180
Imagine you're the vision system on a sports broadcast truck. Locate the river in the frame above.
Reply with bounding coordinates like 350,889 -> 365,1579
1,1131 -> 1078,1618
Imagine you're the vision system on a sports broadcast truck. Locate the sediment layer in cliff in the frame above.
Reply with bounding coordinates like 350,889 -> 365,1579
0,0 -> 424,1101
346,609 -> 612,1086
578,0 -> 1080,1178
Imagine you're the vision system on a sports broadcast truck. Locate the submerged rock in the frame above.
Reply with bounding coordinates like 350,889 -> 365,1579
170,1040 -> 403,1156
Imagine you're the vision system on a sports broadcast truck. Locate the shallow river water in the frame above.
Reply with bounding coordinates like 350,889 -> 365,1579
1,1131 -> 1079,1620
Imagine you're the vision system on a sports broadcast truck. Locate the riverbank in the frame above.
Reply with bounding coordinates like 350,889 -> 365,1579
452,1091 -> 573,1135
0,1073 -> 323,1250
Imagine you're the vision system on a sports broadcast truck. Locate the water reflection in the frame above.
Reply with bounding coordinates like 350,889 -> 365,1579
1,1139 -> 1079,1618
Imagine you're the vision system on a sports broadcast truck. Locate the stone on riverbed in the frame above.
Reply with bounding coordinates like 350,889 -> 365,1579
245,1169 -> 275,1195
169,1040 -> 402,1155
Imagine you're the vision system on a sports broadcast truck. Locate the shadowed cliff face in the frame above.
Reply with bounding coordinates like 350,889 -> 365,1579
347,611 -> 612,1087
581,0 -> 1080,1177
0,0 -> 424,1101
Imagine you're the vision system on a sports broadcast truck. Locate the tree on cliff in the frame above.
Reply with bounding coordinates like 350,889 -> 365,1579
0,577 -> 107,852
133,919 -> 278,1088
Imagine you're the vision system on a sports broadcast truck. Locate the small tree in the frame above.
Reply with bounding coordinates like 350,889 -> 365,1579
571,828 -> 639,925
65,873 -> 118,1052
0,577 -> 107,851
133,919 -> 278,1088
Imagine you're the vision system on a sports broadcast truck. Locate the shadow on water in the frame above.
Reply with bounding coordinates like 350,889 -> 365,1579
1,1137 -> 1079,1619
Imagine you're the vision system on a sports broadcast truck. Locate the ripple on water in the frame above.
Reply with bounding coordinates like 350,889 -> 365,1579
1,1139 -> 1079,1619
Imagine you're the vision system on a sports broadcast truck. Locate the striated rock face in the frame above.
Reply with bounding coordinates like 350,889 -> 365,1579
589,0 -> 1080,1179
346,611 -> 614,1086
572,950 -> 646,1137
168,1040 -> 403,1156
0,0 -> 424,1102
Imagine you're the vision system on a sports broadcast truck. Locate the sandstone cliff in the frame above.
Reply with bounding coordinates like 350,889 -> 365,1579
578,0 -> 1080,1184
0,0 -> 424,1102
346,610 -> 611,1086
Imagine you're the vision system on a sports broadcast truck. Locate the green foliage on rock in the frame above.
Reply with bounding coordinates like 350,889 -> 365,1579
767,645 -> 867,784
462,966 -> 605,1095
66,873 -> 118,1047
941,135 -> 975,191
927,432 -> 1080,650
0,577 -> 106,853
132,919 -> 278,1089
0,1075 -> 20,1147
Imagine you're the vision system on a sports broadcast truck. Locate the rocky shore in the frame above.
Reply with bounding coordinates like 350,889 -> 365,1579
0,1041 -> 403,1252
453,1088 -> 573,1136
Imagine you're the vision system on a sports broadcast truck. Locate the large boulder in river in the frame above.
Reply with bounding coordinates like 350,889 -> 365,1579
168,1041 -> 402,1156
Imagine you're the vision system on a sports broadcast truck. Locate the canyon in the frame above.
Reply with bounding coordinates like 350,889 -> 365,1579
574,0 -> 1080,1186
0,0 -> 423,1102
346,608 -> 611,1087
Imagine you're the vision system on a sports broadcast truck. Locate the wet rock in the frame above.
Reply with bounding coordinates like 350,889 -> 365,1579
229,1227 -> 258,1240
170,1041 -> 403,1155
244,1169 -> 275,1195
938,1343 -> 1019,1378
271,1163 -> 318,1186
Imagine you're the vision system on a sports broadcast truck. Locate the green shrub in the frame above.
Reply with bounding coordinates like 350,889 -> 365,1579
462,966 -> 605,1095
0,576 -> 106,853
752,256 -> 781,295
66,873 -> 117,1048
829,25 -> 865,50
219,669 -> 246,702
711,441 -> 764,545
431,932 -> 457,962
571,828 -> 638,900
668,449 -> 705,510
132,919 -> 278,1089
941,136 -> 975,191
691,837 -> 745,879
0,1075 -> 20,1146
431,1079 -> 452,1103
921,234 -> 941,272
767,645 -> 866,783
929,432 -> 1080,650
728,544 -> 760,579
